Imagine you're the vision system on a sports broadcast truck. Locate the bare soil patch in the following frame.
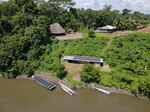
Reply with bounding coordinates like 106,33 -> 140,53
63,62 -> 83,77
100,64 -> 111,73
110,30 -> 134,37
55,32 -> 83,40
109,25 -> 150,37
138,25 -> 150,33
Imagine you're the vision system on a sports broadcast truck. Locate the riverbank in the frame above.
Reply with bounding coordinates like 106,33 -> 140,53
34,73 -> 149,100
1,72 -> 149,100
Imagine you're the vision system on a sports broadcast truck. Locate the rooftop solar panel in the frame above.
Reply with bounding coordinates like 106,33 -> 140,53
73,57 -> 100,62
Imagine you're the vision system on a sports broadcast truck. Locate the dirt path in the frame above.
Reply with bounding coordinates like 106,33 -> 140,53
110,25 -> 150,37
101,36 -> 113,55
102,25 -> 150,55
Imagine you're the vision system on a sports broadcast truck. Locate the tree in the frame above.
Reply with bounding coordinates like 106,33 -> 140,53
0,35 -> 24,77
15,0 -> 38,14
81,64 -> 101,83
122,8 -> 132,15
38,0 -> 75,22
11,12 -> 34,35
24,26 -> 48,46
114,17 -> 137,30
34,16 -> 50,35
95,5 -> 117,27
0,0 -> 18,17
0,16 -> 12,36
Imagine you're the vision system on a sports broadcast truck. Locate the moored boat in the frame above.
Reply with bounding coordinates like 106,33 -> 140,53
59,82 -> 76,95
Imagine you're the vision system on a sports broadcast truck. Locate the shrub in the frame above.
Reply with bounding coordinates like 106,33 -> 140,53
88,30 -> 95,38
81,64 -> 100,83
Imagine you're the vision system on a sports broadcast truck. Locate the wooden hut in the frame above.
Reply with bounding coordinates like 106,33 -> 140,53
50,23 -> 66,35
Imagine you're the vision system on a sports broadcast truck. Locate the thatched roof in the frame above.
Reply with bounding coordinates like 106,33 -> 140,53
50,23 -> 66,35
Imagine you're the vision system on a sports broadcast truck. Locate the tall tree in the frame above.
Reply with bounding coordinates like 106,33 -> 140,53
38,0 -> 75,22
15,0 -> 38,14
0,0 -> 17,17
122,8 -> 132,15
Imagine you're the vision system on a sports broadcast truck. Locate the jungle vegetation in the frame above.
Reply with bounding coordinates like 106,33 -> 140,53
0,0 -> 150,98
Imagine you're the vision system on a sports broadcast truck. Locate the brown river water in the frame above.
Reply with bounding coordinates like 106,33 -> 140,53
0,78 -> 150,112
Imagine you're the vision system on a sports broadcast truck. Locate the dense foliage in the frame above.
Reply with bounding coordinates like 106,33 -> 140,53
104,33 -> 150,76
101,33 -> 150,97
0,0 -> 150,98
39,40 -> 67,79
81,64 -> 101,83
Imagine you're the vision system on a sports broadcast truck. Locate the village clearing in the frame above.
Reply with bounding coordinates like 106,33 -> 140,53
61,25 -> 150,81
55,32 -> 83,40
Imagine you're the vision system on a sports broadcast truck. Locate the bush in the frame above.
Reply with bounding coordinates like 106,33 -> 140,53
66,75 -> 85,89
88,30 -> 95,38
51,62 -> 67,79
81,64 -> 101,83
138,77 -> 150,98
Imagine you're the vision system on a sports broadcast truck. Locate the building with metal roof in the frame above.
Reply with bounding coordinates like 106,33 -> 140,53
95,25 -> 116,33
63,56 -> 104,66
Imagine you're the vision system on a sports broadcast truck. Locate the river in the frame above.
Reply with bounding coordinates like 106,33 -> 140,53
0,78 -> 150,112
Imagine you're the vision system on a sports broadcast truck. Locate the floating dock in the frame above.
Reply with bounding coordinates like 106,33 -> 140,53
59,82 -> 76,96
32,75 -> 56,90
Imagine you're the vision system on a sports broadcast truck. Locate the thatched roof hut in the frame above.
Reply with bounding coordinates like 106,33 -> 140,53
50,23 -> 66,35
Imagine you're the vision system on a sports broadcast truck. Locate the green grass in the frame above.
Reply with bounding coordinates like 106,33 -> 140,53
39,32 -> 150,98
82,31 -> 109,38
66,75 -> 85,89
95,33 -> 109,38
100,32 -> 150,98
64,37 -> 108,57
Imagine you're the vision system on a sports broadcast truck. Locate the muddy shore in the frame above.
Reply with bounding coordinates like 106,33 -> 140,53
1,73 -> 149,100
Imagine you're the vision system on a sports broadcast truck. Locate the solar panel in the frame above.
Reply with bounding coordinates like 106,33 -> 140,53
43,83 -> 49,87
40,81 -> 48,84
73,56 -> 100,62
32,75 -> 56,90
46,84 -> 53,88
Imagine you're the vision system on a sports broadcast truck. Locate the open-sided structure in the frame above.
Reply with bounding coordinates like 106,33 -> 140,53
63,56 -> 104,66
96,25 -> 116,33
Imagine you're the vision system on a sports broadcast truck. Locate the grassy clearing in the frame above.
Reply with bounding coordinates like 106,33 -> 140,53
66,75 -> 85,89
64,37 -> 108,57
95,33 -> 109,38
39,32 -> 150,98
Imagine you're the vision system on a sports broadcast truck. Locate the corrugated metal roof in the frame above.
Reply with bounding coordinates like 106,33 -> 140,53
63,56 -> 74,60
63,56 -> 104,63
98,25 -> 116,30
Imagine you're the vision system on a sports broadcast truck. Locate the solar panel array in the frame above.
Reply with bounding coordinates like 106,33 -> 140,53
73,56 -> 101,62
33,76 -> 56,90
